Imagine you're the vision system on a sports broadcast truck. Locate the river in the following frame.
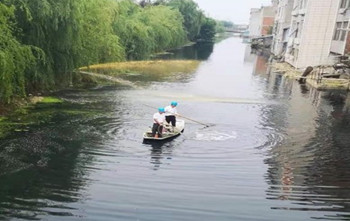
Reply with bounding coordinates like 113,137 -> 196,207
1,37 -> 350,220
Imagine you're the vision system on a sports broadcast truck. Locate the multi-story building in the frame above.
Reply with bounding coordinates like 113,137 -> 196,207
271,0 -> 295,56
249,8 -> 262,38
284,0 -> 340,69
248,6 -> 275,38
330,0 -> 350,56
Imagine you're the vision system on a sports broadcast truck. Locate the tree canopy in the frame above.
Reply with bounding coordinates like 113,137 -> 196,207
198,17 -> 217,42
0,3 -> 36,102
166,0 -> 203,41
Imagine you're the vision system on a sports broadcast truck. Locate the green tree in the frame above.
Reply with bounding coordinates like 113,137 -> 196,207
74,0 -> 125,65
113,0 -> 154,60
4,0 -> 125,91
198,17 -> 216,42
139,5 -> 186,51
167,0 -> 203,41
4,0 -> 79,91
113,1 -> 186,59
0,3 -> 36,102
216,21 -> 225,33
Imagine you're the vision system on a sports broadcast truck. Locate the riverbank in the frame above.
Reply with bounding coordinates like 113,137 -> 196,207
271,62 -> 302,78
271,62 -> 350,90
0,96 -> 64,114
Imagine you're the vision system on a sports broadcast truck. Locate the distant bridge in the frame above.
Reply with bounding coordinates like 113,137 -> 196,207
224,28 -> 247,34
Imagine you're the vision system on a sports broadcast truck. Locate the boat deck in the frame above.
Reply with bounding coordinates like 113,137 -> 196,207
143,120 -> 185,142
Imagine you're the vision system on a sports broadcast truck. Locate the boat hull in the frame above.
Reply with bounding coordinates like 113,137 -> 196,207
143,120 -> 185,143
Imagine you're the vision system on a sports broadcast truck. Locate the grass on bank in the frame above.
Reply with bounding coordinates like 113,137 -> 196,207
80,60 -> 201,76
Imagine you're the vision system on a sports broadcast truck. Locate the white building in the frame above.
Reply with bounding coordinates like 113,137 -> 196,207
330,0 -> 350,56
249,8 -> 262,38
248,7 -> 275,38
271,0 -> 295,56
285,0 -> 340,69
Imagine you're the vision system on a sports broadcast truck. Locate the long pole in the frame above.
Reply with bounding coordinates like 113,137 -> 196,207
142,104 -> 211,128
177,115 -> 210,128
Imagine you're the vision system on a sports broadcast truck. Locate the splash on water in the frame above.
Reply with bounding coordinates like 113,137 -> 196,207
194,130 -> 237,141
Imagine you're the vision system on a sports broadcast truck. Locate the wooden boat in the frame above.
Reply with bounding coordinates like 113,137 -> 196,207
143,120 -> 185,143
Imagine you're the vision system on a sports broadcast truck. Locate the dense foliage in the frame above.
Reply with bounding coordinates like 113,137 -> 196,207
216,20 -> 235,33
166,0 -> 203,41
218,20 -> 235,29
113,1 -> 186,60
0,3 -> 36,103
198,17 -> 217,42
0,0 -> 216,103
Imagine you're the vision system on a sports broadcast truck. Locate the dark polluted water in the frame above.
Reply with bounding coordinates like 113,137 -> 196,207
1,37 -> 350,220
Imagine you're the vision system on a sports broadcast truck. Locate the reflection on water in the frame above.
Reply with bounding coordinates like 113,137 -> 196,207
258,70 -> 350,219
1,37 -> 350,220
150,145 -> 175,170
154,42 -> 214,60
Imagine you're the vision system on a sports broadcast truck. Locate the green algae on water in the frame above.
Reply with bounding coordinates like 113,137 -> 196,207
40,97 -> 63,104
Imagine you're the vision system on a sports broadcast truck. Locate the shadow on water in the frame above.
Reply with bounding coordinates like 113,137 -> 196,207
153,42 -> 214,60
143,133 -> 184,170
0,140 -> 88,219
0,88 -> 124,220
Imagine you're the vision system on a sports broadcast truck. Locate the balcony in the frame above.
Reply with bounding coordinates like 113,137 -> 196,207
299,9 -> 306,15
291,10 -> 298,16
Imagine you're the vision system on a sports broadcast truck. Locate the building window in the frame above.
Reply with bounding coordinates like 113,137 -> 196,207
341,22 -> 349,41
333,22 -> 342,40
333,22 -> 348,41
340,0 -> 349,8
299,21 -> 303,37
282,28 -> 289,42
296,22 -> 300,38
294,48 -> 299,60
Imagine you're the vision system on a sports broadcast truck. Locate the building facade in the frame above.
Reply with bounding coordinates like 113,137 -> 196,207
271,0 -> 295,56
261,6 -> 275,36
330,0 -> 350,56
284,0 -> 340,69
249,8 -> 262,38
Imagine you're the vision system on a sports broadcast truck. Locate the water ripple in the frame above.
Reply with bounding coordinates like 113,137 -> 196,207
194,130 -> 237,141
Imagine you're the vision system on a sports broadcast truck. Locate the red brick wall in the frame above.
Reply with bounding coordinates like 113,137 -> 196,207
261,17 -> 274,36
263,17 -> 274,26
345,32 -> 350,54
255,56 -> 268,75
